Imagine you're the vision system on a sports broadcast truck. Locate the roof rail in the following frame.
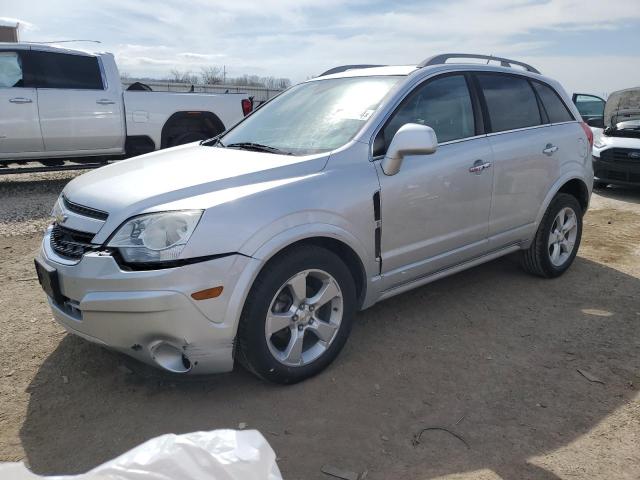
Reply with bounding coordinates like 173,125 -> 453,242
318,64 -> 386,77
418,53 -> 540,74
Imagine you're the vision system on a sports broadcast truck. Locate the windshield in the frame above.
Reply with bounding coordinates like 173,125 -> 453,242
219,76 -> 402,155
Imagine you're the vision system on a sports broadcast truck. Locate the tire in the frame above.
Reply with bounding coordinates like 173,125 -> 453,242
521,193 -> 583,278
168,131 -> 208,147
593,180 -> 608,190
237,245 -> 356,384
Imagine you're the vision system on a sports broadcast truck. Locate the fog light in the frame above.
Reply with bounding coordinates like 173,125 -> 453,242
191,286 -> 224,300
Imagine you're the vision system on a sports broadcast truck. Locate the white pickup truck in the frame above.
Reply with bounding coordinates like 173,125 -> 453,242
0,43 -> 252,166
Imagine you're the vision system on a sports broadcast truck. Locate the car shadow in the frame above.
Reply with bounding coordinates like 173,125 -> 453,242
19,256 -> 640,479
595,184 -> 640,204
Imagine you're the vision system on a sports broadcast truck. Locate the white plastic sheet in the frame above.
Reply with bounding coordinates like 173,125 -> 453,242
1,430 -> 283,480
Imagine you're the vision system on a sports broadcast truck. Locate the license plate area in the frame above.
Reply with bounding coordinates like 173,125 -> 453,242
34,259 -> 64,305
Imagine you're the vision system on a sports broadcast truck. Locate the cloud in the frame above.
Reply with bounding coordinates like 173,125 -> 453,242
3,0 -> 640,93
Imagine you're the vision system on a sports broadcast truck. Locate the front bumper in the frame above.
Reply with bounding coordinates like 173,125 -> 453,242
38,228 -> 259,374
593,153 -> 640,186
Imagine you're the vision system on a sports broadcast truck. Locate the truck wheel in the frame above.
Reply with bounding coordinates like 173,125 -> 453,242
521,193 -> 583,278
237,246 -> 356,384
168,131 -> 208,147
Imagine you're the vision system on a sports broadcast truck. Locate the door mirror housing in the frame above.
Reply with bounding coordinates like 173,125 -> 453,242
381,123 -> 438,176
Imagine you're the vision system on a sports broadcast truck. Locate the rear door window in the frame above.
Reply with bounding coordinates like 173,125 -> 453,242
0,51 -> 23,88
24,51 -> 104,90
374,74 -> 475,155
532,81 -> 574,123
477,73 -> 542,132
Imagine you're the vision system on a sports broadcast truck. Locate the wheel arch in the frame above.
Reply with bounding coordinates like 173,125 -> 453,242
249,226 -> 374,310
535,175 -> 590,224
160,111 -> 226,148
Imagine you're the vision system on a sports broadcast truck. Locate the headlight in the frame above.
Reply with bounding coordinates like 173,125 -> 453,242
108,210 -> 202,263
594,135 -> 608,149
51,195 -> 64,223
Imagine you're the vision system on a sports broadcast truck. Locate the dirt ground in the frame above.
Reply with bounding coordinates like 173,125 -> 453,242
0,171 -> 639,480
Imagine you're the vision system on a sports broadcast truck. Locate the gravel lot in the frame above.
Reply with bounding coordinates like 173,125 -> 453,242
0,169 -> 639,479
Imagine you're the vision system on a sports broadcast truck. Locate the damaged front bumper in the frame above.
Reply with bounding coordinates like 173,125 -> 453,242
37,228 -> 259,374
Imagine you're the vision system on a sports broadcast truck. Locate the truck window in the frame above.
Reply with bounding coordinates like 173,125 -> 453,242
477,73 -> 542,133
0,52 -> 23,88
24,51 -> 104,90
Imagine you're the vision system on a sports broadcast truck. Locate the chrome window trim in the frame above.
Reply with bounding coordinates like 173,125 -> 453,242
371,133 -> 488,161
485,123 -> 550,137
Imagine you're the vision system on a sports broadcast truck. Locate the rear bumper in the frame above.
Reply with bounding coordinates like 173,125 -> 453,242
593,154 -> 640,186
38,228 -> 260,374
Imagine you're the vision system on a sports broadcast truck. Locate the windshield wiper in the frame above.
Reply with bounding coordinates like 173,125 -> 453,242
225,142 -> 292,155
201,136 -> 225,147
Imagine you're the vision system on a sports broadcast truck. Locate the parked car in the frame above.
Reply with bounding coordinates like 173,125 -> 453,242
35,54 -> 593,384
590,87 -> 640,188
0,43 -> 252,165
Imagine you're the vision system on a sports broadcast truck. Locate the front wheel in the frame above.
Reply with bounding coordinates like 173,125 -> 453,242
521,193 -> 583,278
236,246 -> 356,384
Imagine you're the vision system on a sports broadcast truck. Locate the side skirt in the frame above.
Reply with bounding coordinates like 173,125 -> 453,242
376,243 -> 521,302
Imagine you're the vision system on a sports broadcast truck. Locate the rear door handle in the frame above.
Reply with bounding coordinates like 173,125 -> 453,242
96,99 -> 116,105
9,97 -> 33,104
469,160 -> 492,174
543,143 -> 559,156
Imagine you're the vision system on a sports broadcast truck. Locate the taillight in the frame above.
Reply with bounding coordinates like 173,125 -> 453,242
580,121 -> 594,149
241,99 -> 253,116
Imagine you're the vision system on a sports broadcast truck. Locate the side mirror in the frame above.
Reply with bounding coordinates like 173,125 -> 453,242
586,117 -> 605,129
381,123 -> 438,176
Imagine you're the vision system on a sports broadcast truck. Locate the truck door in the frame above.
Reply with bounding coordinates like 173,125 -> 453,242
0,50 -> 44,156
23,50 -> 124,153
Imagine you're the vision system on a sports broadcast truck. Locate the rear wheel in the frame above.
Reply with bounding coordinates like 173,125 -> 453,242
237,246 -> 356,384
167,131 -> 209,147
521,193 -> 583,278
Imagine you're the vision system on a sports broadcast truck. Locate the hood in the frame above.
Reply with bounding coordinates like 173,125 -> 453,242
604,87 -> 640,128
64,143 -> 327,215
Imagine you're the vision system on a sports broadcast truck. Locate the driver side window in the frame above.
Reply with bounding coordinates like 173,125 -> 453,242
373,74 -> 475,156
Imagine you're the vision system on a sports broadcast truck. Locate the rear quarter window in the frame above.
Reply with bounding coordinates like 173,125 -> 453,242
532,81 -> 574,123
477,73 -> 541,133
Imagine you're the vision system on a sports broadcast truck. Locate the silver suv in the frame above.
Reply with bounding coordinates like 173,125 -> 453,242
35,54 -> 594,383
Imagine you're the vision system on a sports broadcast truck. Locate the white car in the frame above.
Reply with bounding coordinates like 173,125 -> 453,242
35,54 -> 593,384
0,43 -> 252,165
589,88 -> 640,188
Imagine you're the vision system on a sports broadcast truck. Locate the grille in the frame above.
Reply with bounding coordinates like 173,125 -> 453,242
50,224 -> 99,259
600,148 -> 640,163
62,196 -> 109,221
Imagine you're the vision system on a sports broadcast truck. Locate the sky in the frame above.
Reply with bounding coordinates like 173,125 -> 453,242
1,0 -> 639,95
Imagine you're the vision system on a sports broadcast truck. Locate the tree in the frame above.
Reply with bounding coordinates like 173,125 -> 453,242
200,66 -> 224,85
168,69 -> 199,84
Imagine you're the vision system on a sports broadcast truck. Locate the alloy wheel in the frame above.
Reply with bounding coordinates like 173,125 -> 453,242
265,269 -> 343,367
548,206 -> 578,267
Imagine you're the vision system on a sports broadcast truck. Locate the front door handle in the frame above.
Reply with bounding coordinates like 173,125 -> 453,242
96,99 -> 116,105
543,143 -> 559,156
469,160 -> 492,174
9,97 -> 33,104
